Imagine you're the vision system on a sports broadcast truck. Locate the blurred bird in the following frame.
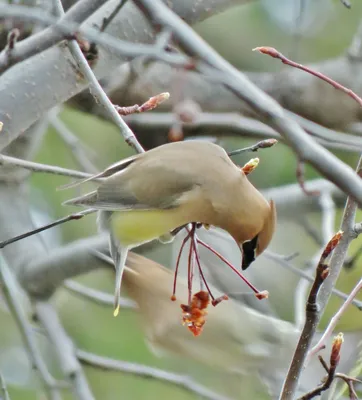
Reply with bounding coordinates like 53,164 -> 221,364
63,140 -> 276,316
122,252 -> 298,397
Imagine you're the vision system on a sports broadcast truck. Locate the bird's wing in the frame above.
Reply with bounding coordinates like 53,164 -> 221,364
58,153 -> 139,190
64,157 -> 200,211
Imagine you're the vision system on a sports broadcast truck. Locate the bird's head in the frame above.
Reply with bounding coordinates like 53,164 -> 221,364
239,199 -> 276,270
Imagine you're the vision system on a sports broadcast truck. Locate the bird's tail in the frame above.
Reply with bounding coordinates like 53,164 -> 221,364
62,191 -> 97,207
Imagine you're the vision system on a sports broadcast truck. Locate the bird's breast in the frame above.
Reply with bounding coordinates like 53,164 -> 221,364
110,208 -> 192,247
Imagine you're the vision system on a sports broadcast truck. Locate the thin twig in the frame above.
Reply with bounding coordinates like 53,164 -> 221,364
296,160 -> 320,197
0,258 -> 66,399
318,156 -> 362,322
294,192 -> 336,328
254,47 -> 362,108
48,108 -> 98,174
114,92 -> 170,115
279,232 -> 343,400
124,111 -> 362,153
0,209 -> 96,250
297,217 -> 323,247
0,154 -> 92,179
298,335 -> 344,400
53,0 -> 145,154
264,251 -> 362,310
307,277 -> 362,362
319,193 -> 336,246
227,138 -> 278,156
63,280 -> 137,309
0,371 -> 10,400
99,0 -> 129,32
76,349 -> 231,400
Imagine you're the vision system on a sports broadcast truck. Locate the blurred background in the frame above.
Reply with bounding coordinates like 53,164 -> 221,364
2,0 -> 362,399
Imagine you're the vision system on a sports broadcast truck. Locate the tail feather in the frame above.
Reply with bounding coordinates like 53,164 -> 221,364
63,190 -> 97,207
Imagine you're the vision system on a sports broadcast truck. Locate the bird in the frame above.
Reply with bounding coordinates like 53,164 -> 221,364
63,140 -> 276,316
122,252 -> 298,397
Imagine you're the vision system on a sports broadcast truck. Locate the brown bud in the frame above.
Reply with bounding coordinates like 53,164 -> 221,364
252,46 -> 281,59
321,231 -> 343,261
241,158 -> 260,176
330,332 -> 344,367
138,92 -> 170,113
211,294 -> 229,307
257,139 -> 278,148
255,290 -> 269,300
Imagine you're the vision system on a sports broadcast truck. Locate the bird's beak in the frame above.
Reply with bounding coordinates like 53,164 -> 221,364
240,235 -> 259,270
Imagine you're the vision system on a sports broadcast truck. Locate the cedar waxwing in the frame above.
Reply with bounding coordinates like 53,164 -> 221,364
122,252 -> 298,396
63,140 -> 276,315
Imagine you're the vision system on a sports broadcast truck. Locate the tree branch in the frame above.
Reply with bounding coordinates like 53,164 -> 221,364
123,111 -> 362,153
279,232 -> 343,400
63,280 -> 137,309
52,0 -> 145,153
0,256 -> 66,399
0,154 -> 91,179
307,277 -> 362,362
35,301 -> 95,400
0,0 -> 108,73
0,371 -> 11,400
76,349 -> 231,400
0,0 -> 249,151
21,235 -> 108,298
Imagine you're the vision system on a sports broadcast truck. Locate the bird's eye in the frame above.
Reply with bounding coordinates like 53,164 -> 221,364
241,234 -> 259,270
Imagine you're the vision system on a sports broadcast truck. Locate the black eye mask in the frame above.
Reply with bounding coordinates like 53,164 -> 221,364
241,234 -> 259,270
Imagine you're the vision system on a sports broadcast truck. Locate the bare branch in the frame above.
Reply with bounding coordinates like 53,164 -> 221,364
63,280 -> 137,309
279,232 -> 343,400
0,209 -> 96,251
115,92 -> 170,115
319,192 -> 337,246
254,47 -> 362,109
53,0 -> 145,154
35,301 -> 95,400
308,276 -> 362,362
298,335 -> 344,400
0,0 -> 247,151
0,371 -> 11,400
76,348 -> 231,400
21,235 -> 108,297
99,0 -> 129,32
0,0 -> 109,73
264,251 -> 362,310
227,138 -> 278,156
318,156 -> 362,317
123,111 -> 362,153
0,154 -> 91,179
0,256 -> 66,399
48,108 -> 98,174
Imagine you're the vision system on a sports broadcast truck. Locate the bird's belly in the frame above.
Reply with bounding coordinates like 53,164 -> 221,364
110,209 -> 188,247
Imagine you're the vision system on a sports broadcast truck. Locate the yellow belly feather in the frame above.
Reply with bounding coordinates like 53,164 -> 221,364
110,208 -> 188,247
